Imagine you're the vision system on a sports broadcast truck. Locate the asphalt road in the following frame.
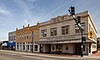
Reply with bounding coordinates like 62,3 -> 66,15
0,50 -> 99,60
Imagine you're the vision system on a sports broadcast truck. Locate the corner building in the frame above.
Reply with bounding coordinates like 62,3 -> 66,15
39,11 -> 97,55
16,24 -> 40,52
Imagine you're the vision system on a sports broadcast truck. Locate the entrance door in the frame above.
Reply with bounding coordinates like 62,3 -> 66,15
48,44 -> 51,53
75,43 -> 81,55
40,44 -> 43,53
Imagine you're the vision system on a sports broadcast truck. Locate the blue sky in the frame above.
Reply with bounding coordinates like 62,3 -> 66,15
0,0 -> 100,41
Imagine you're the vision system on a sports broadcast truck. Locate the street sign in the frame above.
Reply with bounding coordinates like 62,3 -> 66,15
88,31 -> 95,38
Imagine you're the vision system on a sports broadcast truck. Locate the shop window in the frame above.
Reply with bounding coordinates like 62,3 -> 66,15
66,46 -> 68,50
28,45 -> 29,50
34,45 -> 38,51
52,46 -> 55,50
23,45 -> 25,50
56,44 -> 62,52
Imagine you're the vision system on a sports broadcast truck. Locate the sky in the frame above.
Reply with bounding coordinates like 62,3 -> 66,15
0,0 -> 100,41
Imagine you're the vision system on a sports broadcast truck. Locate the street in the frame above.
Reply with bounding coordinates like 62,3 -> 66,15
0,50 -> 100,60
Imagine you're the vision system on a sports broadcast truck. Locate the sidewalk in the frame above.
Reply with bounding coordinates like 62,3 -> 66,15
0,50 -> 100,59
92,51 -> 100,56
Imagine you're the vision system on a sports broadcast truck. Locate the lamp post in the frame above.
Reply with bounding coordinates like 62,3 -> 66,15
68,6 -> 86,57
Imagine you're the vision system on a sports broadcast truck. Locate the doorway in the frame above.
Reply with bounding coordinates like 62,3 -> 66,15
75,43 -> 81,55
56,44 -> 62,53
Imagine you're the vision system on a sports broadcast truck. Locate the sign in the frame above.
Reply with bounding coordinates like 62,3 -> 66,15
88,31 -> 94,38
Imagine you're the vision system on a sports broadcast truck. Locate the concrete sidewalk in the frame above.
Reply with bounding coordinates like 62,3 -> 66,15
0,50 -> 100,60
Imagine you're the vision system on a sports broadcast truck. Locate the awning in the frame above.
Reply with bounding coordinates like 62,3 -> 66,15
2,41 -> 16,47
8,41 -> 16,46
2,42 -> 7,46
39,40 -> 93,44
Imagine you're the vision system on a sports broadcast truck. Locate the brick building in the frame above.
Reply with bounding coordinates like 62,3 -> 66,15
16,24 -> 40,52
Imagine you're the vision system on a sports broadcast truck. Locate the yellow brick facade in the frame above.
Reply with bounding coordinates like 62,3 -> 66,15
16,25 -> 40,43
16,24 -> 40,52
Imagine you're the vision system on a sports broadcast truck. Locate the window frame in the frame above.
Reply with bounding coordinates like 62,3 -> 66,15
41,29 -> 47,37
62,25 -> 69,35
50,27 -> 57,36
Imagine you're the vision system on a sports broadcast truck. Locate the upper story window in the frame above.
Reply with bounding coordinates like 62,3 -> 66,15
41,29 -> 47,37
32,31 -> 34,38
75,23 -> 85,33
50,27 -> 57,36
19,34 -> 21,40
29,33 -> 31,39
35,32 -> 38,38
62,25 -> 69,35
26,33 -> 29,39
24,33 -> 27,39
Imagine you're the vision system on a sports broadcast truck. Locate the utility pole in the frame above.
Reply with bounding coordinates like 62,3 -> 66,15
68,6 -> 86,57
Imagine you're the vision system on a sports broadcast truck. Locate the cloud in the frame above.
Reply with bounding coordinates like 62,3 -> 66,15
13,0 -> 38,25
13,0 -> 38,17
0,1 -> 12,16
0,9 -> 11,15
40,0 -> 74,21
22,0 -> 38,3
23,16 -> 41,26
24,19 -> 29,25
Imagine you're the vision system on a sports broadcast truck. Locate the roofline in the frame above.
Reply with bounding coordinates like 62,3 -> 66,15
8,31 -> 16,34
88,12 -> 97,33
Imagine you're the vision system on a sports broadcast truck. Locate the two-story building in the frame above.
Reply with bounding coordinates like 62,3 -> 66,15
39,11 -> 97,55
5,31 -> 16,50
8,31 -> 16,42
16,23 -> 40,52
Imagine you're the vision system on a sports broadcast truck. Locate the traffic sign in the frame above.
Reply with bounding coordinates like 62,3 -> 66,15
88,31 -> 94,38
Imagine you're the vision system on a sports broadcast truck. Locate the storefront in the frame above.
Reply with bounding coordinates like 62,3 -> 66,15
39,38 -> 96,55
2,41 -> 16,50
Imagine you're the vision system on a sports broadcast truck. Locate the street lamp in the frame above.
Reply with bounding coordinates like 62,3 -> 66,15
68,6 -> 86,57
